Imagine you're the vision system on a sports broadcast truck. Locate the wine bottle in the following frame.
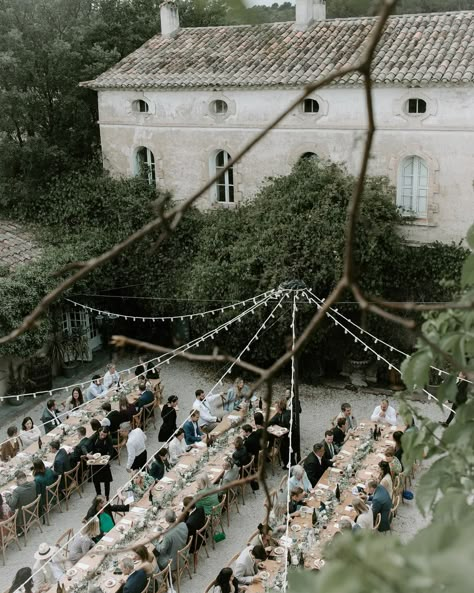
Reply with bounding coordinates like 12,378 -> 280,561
258,396 -> 263,410
38,437 -> 42,450
148,489 -> 153,504
312,508 -> 318,527
299,551 -> 305,566
373,424 -> 378,440
335,483 -> 341,501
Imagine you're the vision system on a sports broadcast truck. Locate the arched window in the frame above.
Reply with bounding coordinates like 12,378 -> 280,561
132,99 -> 150,113
136,147 -> 156,185
210,100 -> 228,115
397,156 -> 428,217
406,98 -> 427,115
303,99 -> 320,113
214,150 -> 234,203
299,152 -> 319,161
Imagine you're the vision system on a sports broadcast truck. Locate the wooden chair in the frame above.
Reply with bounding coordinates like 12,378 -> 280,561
210,495 -> 226,550
373,512 -> 381,531
225,486 -> 240,527
79,454 -> 90,491
142,401 -> 156,430
268,437 -> 282,476
45,475 -> 63,524
55,528 -> 75,559
226,550 -> 241,568
239,455 -> 255,505
193,514 -> 211,572
21,494 -> 43,545
0,509 -> 21,565
152,560 -> 172,593
132,409 -> 143,430
390,495 -> 401,522
203,581 -> 215,593
63,462 -> 82,510
172,537 -> 193,593
139,578 -> 151,593
246,529 -> 259,546
392,475 -> 401,502
113,431 -> 128,466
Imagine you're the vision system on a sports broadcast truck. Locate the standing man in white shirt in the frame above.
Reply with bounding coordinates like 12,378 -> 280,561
103,363 -> 120,391
192,389 -> 220,433
86,374 -> 106,401
126,427 -> 147,472
371,399 -> 398,426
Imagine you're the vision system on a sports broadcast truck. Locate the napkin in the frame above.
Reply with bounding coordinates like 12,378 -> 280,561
177,464 -> 189,470
131,507 -> 147,514
124,496 -> 134,505
102,536 -> 114,543
227,415 -> 240,421
161,476 -> 175,484
77,562 -> 90,571
209,468 -> 222,473
340,450 -> 351,456
318,483 -> 329,490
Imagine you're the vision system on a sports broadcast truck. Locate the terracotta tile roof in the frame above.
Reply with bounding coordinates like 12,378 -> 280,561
0,221 -> 40,270
82,11 -> 474,90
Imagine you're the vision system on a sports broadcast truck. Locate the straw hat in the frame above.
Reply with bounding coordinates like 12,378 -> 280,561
34,543 -> 57,560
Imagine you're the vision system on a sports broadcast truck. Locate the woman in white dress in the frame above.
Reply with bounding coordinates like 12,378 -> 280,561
19,417 -> 42,448
168,428 -> 188,464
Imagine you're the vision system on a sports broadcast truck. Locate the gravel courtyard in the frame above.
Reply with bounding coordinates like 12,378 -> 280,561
0,355 -> 443,592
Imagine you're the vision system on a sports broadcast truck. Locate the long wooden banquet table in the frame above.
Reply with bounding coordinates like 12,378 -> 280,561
0,377 -> 149,494
234,420 -> 404,593
44,402 -> 270,593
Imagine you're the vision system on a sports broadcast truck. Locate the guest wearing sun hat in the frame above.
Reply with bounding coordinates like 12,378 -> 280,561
32,542 -> 67,590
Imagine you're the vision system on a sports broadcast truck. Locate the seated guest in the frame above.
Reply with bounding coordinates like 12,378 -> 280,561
84,495 -> 130,535
242,424 -> 261,460
68,387 -> 84,410
193,388 -> 219,433
101,401 -> 122,434
119,395 -> 137,427
289,465 -> 312,494
40,399 -> 62,434
1,426 -> 20,461
385,447 -> 402,478
148,449 -> 170,481
8,470 -> 37,533
323,430 -> 336,465
195,473 -> 219,516
130,472 -> 155,499
133,544 -> 158,576
168,428 -> 188,464
366,479 -> 392,532
253,412 -> 266,447
183,410 -> 206,445
103,363 -> 120,391
221,458 -> 240,487
336,402 -> 357,431
338,518 -> 353,533
50,440 -> 71,485
288,487 -> 306,514
371,398 -> 398,426
119,557 -> 147,593
69,518 -> 100,563
153,509 -> 188,571
224,377 -> 250,411
32,459 -> 57,514
249,523 -> 277,550
86,374 -> 106,401
232,436 -> 252,468
212,567 -> 242,593
379,461 -> 393,498
32,542 -> 67,590
183,495 -> 206,553
351,496 -> 373,530
392,430 -> 404,468
268,501 -> 287,535
71,426 -> 92,464
304,442 -> 328,487
332,417 -> 347,450
19,417 -> 42,448
233,545 -> 265,585
135,381 -> 154,410
8,567 -> 33,593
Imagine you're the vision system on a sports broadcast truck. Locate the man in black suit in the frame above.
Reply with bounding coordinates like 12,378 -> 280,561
183,496 -> 206,553
119,557 -> 147,593
304,442 -> 328,487
101,401 -> 122,433
71,426 -> 92,464
367,479 -> 392,532
242,424 -> 261,460
135,381 -> 154,410
323,430 -> 336,466
50,440 -> 71,490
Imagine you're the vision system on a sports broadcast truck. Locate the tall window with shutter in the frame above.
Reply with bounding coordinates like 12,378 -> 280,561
397,156 -> 428,218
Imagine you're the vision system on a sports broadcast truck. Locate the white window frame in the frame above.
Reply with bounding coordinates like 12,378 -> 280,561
213,150 -> 234,203
406,98 -> 427,116
303,99 -> 320,114
397,156 -> 429,218
132,99 -> 150,113
210,100 -> 228,115
62,311 -> 101,361
136,147 -> 156,185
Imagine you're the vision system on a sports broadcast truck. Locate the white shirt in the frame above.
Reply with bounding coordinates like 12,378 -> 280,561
192,396 -> 217,426
371,405 -> 398,426
168,436 -> 187,464
126,428 -> 147,469
86,381 -> 106,401
103,370 -> 120,390
19,425 -> 42,448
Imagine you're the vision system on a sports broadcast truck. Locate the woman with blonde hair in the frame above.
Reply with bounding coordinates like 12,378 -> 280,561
69,518 -> 100,563
288,465 -> 312,494
134,544 -> 157,576
352,496 -> 374,529
195,473 -> 219,516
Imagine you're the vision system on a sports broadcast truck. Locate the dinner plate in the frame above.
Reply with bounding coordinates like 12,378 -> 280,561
104,578 -> 116,588
93,453 -> 101,459
315,489 -> 323,496
273,547 -> 284,555
259,571 -> 270,580
95,544 -> 105,551
155,484 -> 164,490
291,524 -> 301,532
67,568 -> 77,577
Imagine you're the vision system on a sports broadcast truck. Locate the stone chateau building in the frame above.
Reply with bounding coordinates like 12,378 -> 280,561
82,0 -> 474,244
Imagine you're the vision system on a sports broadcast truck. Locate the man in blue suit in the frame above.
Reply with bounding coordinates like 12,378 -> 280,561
119,557 -> 147,593
135,382 -> 154,410
367,479 -> 392,532
183,410 -> 206,445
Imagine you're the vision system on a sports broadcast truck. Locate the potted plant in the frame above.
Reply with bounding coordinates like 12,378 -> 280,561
5,361 -> 34,407
62,327 -> 89,378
